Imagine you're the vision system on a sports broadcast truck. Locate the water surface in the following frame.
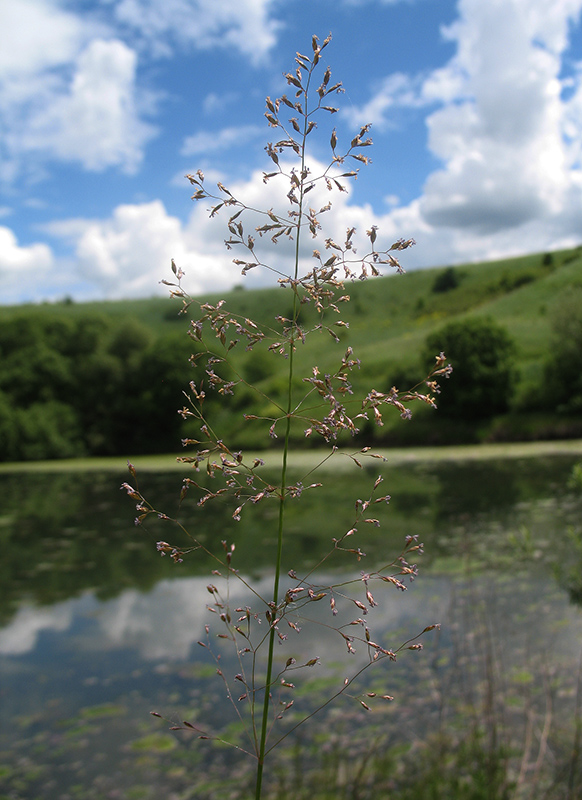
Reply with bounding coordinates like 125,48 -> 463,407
1,454 -> 581,798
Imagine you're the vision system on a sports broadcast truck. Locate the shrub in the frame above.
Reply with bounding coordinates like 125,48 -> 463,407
432,266 -> 461,293
543,287 -> 582,414
424,317 -> 515,420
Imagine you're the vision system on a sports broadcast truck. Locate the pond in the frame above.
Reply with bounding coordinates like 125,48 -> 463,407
1,449 -> 582,799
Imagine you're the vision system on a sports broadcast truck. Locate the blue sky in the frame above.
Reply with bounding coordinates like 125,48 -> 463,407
1,0 -> 582,304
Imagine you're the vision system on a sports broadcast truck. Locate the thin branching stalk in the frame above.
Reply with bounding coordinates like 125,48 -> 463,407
122,33 -> 452,799
255,294 -> 299,799
256,69 -> 310,797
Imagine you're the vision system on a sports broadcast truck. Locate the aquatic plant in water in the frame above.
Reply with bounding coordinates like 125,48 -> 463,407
122,34 -> 451,799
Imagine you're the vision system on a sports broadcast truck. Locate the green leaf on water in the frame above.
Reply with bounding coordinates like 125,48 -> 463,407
129,733 -> 178,752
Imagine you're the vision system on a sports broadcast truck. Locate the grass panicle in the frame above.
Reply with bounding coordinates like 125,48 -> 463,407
123,34 -> 451,799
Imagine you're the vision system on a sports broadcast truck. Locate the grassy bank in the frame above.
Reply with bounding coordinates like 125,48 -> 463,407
1,438 -> 581,474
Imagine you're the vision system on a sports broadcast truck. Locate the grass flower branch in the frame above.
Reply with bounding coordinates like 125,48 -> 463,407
123,32 -> 451,799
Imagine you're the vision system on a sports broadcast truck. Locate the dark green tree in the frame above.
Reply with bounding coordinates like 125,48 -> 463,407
0,344 -> 74,406
0,390 -> 19,461
543,287 -> 582,414
424,317 -> 515,420
70,317 -> 157,455
0,308 -> 222,460
133,331 -> 202,453
14,401 -> 84,460
432,266 -> 461,293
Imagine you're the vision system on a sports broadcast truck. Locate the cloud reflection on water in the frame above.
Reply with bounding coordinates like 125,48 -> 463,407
0,570 -> 440,667
0,600 -> 74,655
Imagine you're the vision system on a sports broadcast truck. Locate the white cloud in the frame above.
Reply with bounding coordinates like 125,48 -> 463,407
95,575 -> 273,660
343,73 -> 426,129
419,0 -> 582,235
43,158 -> 418,300
24,39 -> 156,173
0,0 -> 284,186
444,0 -> 582,58
181,124 -> 262,156
72,201 -> 197,296
0,226 -> 54,302
13,0 -> 582,305
341,0 -> 582,263
93,571 -> 437,665
113,0 -> 281,64
0,226 -> 72,305
0,0 -> 157,179
0,0 -> 153,181
179,160 -> 409,288
0,0 -> 86,78
50,199 -> 238,298
0,573 -> 440,665
2,38 -> 156,177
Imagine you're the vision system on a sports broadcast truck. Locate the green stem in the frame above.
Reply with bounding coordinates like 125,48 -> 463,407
254,75 -> 310,800
254,347 -> 295,799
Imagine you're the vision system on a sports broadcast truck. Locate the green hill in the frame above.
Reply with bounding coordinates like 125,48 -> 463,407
1,245 -> 581,460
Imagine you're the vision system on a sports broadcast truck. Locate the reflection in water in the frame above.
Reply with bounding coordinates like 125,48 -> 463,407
0,601 -> 73,655
1,456 -> 579,622
1,455 -> 582,799
0,569 -> 437,664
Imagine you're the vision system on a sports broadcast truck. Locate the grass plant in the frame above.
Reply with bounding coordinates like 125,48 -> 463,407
121,34 -> 457,798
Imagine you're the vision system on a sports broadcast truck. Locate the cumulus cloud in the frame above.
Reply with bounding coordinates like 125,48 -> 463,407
0,0 -> 156,179
17,39 -> 157,174
0,573 -> 453,667
48,199 -> 239,298
72,201 -> 201,296
0,226 -> 55,303
342,0 -> 582,264
44,158 -> 419,300
113,0 -> 281,64
8,0 -> 582,302
0,0 -> 86,78
0,0 -> 286,190
0,227 -> 53,272
0,0 -> 282,184
181,124 -> 263,156
95,575 -> 275,660
418,0 -> 578,234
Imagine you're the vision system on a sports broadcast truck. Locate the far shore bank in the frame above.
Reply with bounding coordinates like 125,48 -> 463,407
1,438 -> 582,474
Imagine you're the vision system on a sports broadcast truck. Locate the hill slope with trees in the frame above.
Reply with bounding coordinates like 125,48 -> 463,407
1,245 -> 581,461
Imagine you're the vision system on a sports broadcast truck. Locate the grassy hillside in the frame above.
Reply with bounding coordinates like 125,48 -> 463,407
5,244 -> 579,345
2,244 -> 581,455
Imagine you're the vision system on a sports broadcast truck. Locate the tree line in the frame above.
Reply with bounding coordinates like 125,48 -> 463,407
0,313 -> 195,461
